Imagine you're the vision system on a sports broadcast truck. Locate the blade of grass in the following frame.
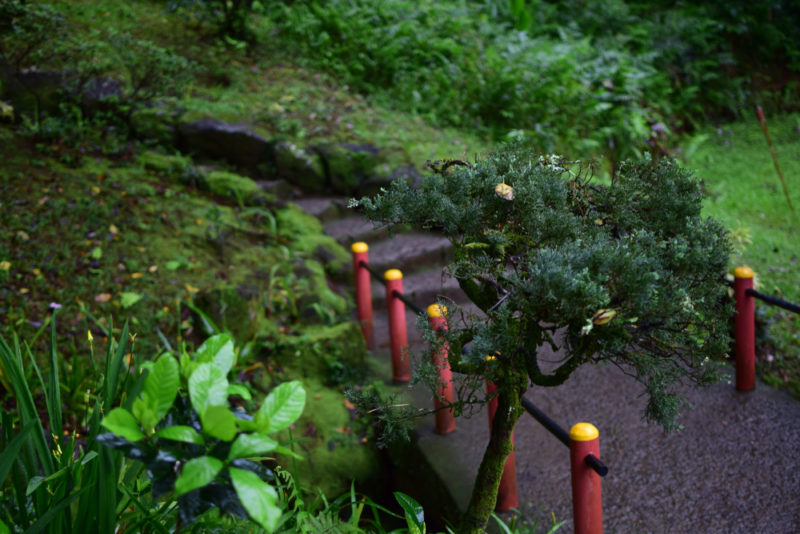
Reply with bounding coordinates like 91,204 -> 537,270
0,422 -> 34,486
47,312 -> 63,440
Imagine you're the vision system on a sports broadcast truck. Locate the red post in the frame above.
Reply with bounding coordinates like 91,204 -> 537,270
427,304 -> 455,434
487,380 -> 518,511
351,242 -> 374,349
385,269 -> 410,383
734,266 -> 756,391
570,422 -> 603,534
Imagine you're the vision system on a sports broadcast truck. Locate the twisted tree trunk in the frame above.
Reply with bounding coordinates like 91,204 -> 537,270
459,377 -> 525,533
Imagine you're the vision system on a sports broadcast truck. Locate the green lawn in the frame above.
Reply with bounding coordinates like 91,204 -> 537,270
682,112 -> 800,396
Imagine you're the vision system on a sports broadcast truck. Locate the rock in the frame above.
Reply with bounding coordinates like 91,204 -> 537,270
78,76 -> 123,113
0,65 -> 65,117
315,142 -> 383,195
130,105 -> 176,145
273,141 -> 327,193
193,285 -> 278,344
205,170 -> 275,206
177,118 -> 274,169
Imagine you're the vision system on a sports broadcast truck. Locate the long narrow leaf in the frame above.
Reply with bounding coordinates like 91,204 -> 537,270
0,334 -> 54,474
22,486 -> 88,534
104,320 -> 129,412
47,313 -> 63,437
0,422 -> 34,486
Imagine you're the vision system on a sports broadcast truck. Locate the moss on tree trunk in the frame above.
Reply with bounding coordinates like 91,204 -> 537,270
459,377 -> 525,534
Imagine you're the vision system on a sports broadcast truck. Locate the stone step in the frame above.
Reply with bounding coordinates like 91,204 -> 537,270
367,233 -> 453,275
291,196 -> 348,222
323,216 -> 390,247
370,266 -> 465,310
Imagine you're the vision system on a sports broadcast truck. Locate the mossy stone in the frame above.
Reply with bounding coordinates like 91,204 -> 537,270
317,143 -> 384,195
206,170 -> 275,206
274,141 -> 327,193
193,284 -> 278,344
277,203 -> 351,279
139,150 -> 189,177
131,106 -> 176,145
276,377 -> 383,498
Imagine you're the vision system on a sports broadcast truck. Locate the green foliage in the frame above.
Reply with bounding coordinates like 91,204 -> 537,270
356,147 -> 731,428
0,316 -> 140,533
99,333 -> 307,532
354,144 -> 731,532
0,0 -> 66,71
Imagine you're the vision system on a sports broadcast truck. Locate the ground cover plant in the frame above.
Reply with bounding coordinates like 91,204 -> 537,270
681,112 -> 800,397
352,146 -> 731,532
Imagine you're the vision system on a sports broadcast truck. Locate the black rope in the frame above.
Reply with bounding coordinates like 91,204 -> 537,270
746,288 -> 800,315
520,397 -> 608,477
520,397 -> 570,447
392,290 -> 426,316
359,260 -> 387,287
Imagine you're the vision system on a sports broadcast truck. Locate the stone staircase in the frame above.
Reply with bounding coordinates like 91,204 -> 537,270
282,190 -> 800,534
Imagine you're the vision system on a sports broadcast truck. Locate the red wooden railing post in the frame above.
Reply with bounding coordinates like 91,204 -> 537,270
570,422 -> 603,534
385,269 -> 410,383
351,242 -> 374,349
487,380 -> 518,511
427,304 -> 456,434
734,265 -> 756,391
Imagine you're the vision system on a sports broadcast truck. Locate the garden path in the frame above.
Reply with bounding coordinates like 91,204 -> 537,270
293,195 -> 800,534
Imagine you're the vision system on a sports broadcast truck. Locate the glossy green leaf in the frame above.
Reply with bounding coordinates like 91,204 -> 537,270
395,492 -> 425,534
227,383 -> 252,400
188,363 -> 228,417
201,405 -> 238,442
229,467 -> 280,532
255,381 -> 306,434
228,433 -> 279,461
101,408 -> 145,442
195,333 -> 235,376
174,456 -> 223,497
143,353 -> 180,423
155,425 -> 204,445
132,395 -> 158,434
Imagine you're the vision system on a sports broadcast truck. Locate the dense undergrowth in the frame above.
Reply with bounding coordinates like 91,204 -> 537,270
1,0 -> 799,531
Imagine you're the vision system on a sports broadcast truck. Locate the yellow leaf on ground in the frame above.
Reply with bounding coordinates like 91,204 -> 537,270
94,293 -> 112,303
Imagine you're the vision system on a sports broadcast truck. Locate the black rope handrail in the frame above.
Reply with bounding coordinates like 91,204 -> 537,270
359,260 -> 387,287
521,397 -> 608,477
746,288 -> 800,315
392,290 -> 426,316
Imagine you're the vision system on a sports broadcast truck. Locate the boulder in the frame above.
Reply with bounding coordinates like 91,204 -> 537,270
177,118 -> 274,169
273,141 -> 327,193
315,142 -> 383,195
205,170 -> 275,206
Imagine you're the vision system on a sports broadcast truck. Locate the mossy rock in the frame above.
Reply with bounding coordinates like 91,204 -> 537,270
131,106 -> 176,145
277,203 -> 351,279
206,170 -> 275,206
193,284 -> 278,345
316,143 -> 384,195
274,141 -> 326,193
276,322 -> 367,380
276,377 -> 383,498
139,150 -> 189,176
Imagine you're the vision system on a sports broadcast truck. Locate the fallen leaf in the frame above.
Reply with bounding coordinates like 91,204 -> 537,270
16,230 -> 29,241
148,265 -> 158,273
109,224 -> 118,234
94,293 -> 112,303
343,399 -> 355,410
0,261 -> 10,271
19,288 -> 29,294
185,283 -> 199,294
120,292 -> 142,308
131,272 -> 144,279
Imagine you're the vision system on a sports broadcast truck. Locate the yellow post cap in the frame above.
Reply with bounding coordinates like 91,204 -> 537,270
569,422 -> 599,442
351,242 -> 368,253
734,266 -> 754,279
427,304 -> 447,317
384,269 -> 403,281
